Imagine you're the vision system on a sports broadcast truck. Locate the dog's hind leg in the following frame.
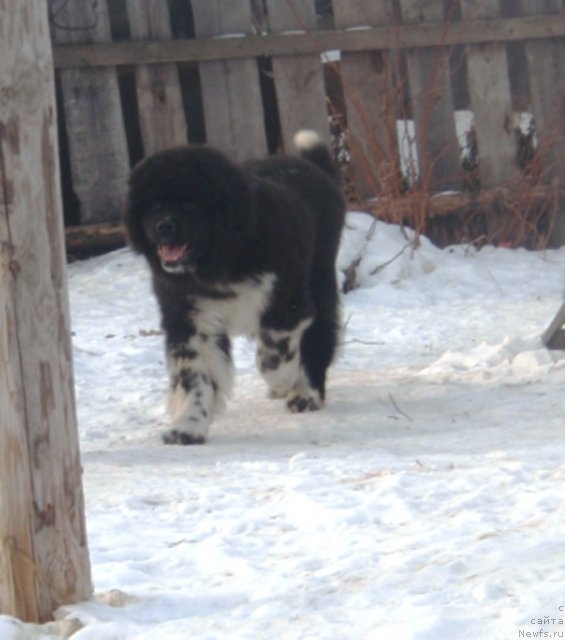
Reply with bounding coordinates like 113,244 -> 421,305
256,318 -> 312,400
163,331 -> 233,444
257,315 -> 334,414
287,268 -> 340,413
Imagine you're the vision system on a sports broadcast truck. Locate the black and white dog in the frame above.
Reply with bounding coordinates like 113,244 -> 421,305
124,131 -> 346,444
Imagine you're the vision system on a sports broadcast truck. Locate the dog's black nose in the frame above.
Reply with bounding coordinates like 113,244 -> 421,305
155,218 -> 178,243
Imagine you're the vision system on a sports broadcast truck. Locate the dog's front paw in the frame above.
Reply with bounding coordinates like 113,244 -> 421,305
163,414 -> 210,444
162,429 -> 206,445
267,387 -> 290,399
286,390 -> 323,414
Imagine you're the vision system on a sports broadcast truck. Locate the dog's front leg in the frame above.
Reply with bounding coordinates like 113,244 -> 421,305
163,332 -> 233,445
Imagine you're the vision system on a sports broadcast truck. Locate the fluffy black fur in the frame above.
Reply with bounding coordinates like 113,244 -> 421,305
124,131 -> 346,444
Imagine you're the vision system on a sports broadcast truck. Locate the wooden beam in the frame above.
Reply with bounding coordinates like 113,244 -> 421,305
0,0 -> 92,623
366,185 -> 563,222
65,221 -> 126,258
52,15 -> 565,69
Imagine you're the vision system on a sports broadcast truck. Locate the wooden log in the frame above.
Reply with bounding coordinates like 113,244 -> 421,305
0,0 -> 92,622
192,0 -> 267,161
63,186 -> 562,256
125,0 -> 188,155
65,222 -> 126,258
519,0 -> 565,245
61,185 -> 562,258
366,184 -> 563,223
333,0 -> 400,198
52,0 -> 130,223
51,15 -> 565,69
266,0 -> 330,150
399,0 -> 463,191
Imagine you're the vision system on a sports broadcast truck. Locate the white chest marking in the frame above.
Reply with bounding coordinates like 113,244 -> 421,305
195,273 -> 277,337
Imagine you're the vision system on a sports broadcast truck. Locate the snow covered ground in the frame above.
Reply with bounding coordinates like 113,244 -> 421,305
5,212 -> 565,640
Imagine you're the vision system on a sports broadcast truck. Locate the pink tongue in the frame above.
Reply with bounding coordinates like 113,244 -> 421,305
159,245 -> 187,262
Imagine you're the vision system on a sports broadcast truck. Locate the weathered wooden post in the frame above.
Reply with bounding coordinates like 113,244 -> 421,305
0,0 -> 92,623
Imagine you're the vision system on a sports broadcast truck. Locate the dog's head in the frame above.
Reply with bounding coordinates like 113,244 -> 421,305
124,146 -> 254,279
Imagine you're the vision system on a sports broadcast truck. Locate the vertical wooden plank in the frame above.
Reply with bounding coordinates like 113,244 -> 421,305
0,0 -> 92,622
192,0 -> 267,161
461,0 -> 521,244
333,0 -> 400,197
519,0 -> 565,244
266,0 -> 330,151
399,0 -> 462,191
520,0 -> 565,179
52,0 -> 130,223
460,0 -> 519,189
125,0 -> 188,155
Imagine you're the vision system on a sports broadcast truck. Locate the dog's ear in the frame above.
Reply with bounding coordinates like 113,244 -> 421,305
124,153 -> 170,258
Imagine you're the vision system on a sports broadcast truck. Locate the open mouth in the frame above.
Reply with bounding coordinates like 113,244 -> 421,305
158,244 -> 189,271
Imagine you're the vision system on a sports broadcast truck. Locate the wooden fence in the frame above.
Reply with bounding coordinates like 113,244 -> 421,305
50,0 -> 565,249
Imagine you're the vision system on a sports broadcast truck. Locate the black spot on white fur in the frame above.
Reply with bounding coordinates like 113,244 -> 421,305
125,131 -> 345,444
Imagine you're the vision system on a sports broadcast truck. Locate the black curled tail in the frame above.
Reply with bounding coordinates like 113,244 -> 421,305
293,130 -> 341,185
